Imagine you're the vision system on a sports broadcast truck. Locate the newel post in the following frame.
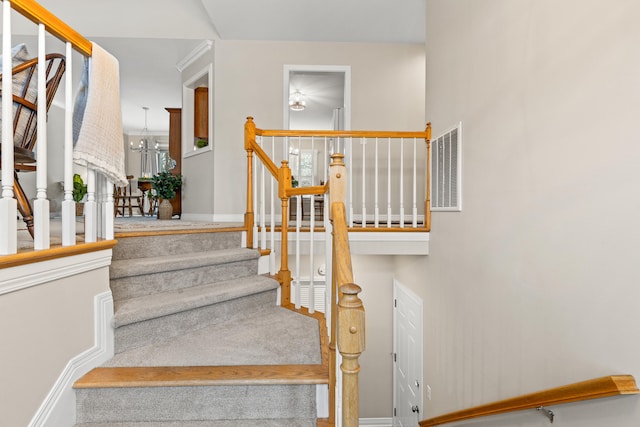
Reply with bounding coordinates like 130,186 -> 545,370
278,160 -> 292,306
244,117 -> 256,248
338,283 -> 365,427
424,122 -> 432,232
329,153 -> 347,220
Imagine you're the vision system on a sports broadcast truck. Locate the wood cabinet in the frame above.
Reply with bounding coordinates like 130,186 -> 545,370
194,87 -> 208,144
166,107 -> 182,217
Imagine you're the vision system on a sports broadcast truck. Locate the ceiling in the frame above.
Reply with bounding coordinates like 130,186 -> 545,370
13,0 -> 425,133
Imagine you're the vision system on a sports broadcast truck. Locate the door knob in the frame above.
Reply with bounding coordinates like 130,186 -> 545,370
411,405 -> 420,414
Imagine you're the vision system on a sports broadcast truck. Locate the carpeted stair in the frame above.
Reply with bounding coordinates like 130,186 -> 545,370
74,228 -> 328,426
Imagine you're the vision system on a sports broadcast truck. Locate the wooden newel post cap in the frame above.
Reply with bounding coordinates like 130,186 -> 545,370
338,283 -> 365,354
330,153 -> 345,166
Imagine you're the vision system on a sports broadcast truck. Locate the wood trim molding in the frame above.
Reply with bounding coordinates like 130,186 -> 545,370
10,0 -> 92,56
0,243 -> 115,295
257,128 -> 429,139
420,375 -> 639,427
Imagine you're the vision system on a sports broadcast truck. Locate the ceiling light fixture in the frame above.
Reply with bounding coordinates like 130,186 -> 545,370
130,106 -> 157,178
289,90 -> 306,111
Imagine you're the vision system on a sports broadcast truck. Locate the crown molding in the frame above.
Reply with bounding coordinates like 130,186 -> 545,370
176,40 -> 214,72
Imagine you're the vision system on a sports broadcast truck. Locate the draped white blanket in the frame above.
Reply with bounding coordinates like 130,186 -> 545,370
73,42 -> 127,186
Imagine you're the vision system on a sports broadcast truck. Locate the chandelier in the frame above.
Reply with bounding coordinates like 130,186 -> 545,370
289,90 -> 306,111
129,107 -> 158,178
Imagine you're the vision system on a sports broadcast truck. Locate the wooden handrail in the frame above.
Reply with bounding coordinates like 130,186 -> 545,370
420,375 -> 639,426
257,128 -> 429,139
8,0 -> 92,56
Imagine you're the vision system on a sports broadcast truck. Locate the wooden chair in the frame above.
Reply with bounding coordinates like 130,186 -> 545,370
0,53 -> 66,237
114,175 -> 144,217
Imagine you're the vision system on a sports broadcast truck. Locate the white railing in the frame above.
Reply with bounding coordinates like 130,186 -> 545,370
245,117 -> 431,425
249,126 -> 431,315
1,0 -> 116,256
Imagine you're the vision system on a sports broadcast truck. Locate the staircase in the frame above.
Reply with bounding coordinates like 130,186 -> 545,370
74,227 -> 329,426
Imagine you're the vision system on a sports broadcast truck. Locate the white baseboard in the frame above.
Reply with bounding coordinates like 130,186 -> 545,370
212,213 -> 244,223
360,418 -> 392,427
180,213 -> 244,223
29,291 -> 114,427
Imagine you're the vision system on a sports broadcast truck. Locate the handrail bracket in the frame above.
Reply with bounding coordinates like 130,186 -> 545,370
536,406 -> 555,423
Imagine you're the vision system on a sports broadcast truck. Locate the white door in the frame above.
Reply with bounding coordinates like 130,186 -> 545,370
393,280 -> 423,427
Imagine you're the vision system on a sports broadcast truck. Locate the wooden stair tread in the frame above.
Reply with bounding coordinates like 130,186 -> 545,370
75,364 -> 329,389
115,226 -> 246,239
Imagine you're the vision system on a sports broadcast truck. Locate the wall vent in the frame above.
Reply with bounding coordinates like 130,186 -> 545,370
431,122 -> 462,211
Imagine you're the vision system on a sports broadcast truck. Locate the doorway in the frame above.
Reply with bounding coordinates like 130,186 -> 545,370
283,65 -> 351,131
393,279 -> 424,426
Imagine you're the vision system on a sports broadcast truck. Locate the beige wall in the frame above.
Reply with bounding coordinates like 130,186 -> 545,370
399,0 -> 640,424
0,268 -> 110,426
352,255 -> 396,418
184,40 -> 425,217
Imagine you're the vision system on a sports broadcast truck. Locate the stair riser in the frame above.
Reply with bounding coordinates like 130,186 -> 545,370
112,231 -> 242,261
111,259 -> 259,301
76,385 -> 316,423
115,289 -> 277,353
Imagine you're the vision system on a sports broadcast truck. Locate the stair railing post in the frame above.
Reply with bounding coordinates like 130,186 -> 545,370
338,283 -> 365,427
329,152 -> 348,423
329,153 -> 347,221
278,160 -> 292,306
244,117 -> 256,248
424,122 -> 432,231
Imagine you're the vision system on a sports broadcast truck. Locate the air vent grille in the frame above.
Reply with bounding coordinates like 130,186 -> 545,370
431,123 -> 462,211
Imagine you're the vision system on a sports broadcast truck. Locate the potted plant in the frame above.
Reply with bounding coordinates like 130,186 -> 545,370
150,171 -> 182,220
73,173 -> 87,216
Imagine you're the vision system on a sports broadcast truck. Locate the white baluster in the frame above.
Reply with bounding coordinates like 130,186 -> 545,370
33,24 -> 50,250
103,177 -> 114,240
294,195 -> 301,310
270,137 -> 276,275
387,137 -> 392,227
374,137 -> 379,228
252,137 -> 259,248
361,137 -> 366,228
62,42 -> 76,246
399,138 -> 405,228
309,194 -> 315,313
348,137 -> 353,227
0,1 -> 17,255
95,174 -> 103,239
412,137 -> 418,228
260,138 -> 266,251
84,169 -> 97,242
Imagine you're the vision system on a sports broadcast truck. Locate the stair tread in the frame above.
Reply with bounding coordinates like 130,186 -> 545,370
114,275 -> 279,328
74,364 -> 328,389
110,247 -> 259,279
